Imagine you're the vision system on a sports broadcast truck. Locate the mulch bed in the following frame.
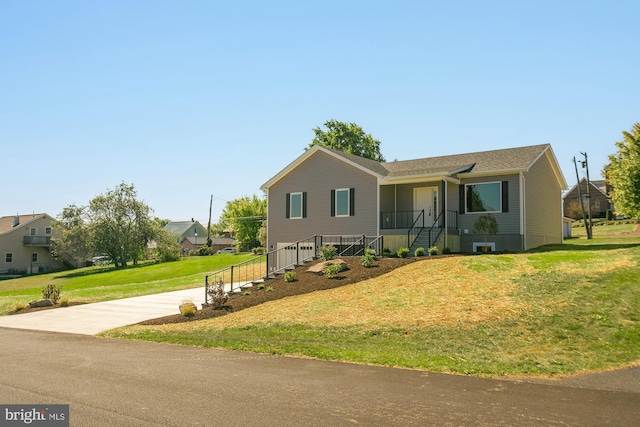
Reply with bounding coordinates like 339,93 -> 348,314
9,301 -> 86,315
139,257 -> 418,325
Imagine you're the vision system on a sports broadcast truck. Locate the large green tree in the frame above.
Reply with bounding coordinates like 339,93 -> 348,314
52,204 -> 92,267
88,182 -> 155,267
218,195 -> 267,251
308,119 -> 385,161
604,123 -> 640,218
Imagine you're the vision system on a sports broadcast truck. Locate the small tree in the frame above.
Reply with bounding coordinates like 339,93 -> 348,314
472,214 -> 499,248
207,278 -> 228,309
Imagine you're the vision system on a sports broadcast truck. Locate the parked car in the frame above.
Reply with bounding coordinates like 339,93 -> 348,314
92,256 -> 111,265
216,247 -> 237,254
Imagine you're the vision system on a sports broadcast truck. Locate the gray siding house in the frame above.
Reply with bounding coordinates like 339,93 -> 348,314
261,144 -> 567,264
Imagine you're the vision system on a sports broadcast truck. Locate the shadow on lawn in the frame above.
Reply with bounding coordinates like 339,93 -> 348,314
529,241 -> 640,253
54,262 -> 153,279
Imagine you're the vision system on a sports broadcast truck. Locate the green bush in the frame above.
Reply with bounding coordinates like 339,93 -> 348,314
59,299 -> 69,307
198,246 -> 215,256
442,247 -> 452,254
360,248 -> 376,268
257,283 -> 265,290
243,291 -> 251,296
428,246 -> 439,256
323,264 -> 343,278
42,284 -> 62,304
284,271 -> 297,282
320,245 -> 337,261
383,248 -> 392,256
414,247 -> 425,257
397,247 -> 409,258
252,247 -> 266,255
267,286 -> 273,292
606,209 -> 613,220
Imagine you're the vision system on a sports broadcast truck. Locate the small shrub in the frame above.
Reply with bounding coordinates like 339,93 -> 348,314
252,247 -> 266,255
383,248 -> 392,256
414,247 -> 425,257
60,299 -> 69,307
42,284 -> 62,304
207,278 -> 228,308
442,247 -> 452,254
284,271 -> 297,282
198,246 -> 215,256
13,303 -> 27,312
323,264 -> 343,279
397,247 -> 409,258
243,290 -> 251,296
180,305 -> 197,317
267,286 -> 273,292
257,283 -> 265,290
360,247 -> 376,267
428,246 -> 439,256
606,209 -> 613,221
320,245 -> 337,261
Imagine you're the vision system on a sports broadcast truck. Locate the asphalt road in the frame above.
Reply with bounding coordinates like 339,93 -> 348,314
1,328 -> 638,426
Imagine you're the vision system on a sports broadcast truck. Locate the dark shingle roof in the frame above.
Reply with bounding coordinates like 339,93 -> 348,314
262,143 -> 557,189
322,146 -> 390,176
381,144 -> 550,177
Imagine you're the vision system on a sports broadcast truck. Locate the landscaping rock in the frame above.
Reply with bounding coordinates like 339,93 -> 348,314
307,259 -> 347,274
29,299 -> 53,308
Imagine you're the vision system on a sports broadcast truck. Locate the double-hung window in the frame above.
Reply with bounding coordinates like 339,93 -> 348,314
331,188 -> 355,217
5,253 -> 12,263
286,192 -> 307,219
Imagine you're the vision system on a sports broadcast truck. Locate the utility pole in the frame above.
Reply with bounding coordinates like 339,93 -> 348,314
580,152 -> 593,239
573,156 -> 591,239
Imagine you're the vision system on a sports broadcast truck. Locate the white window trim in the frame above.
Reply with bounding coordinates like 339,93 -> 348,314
335,188 -> 350,217
473,242 -> 496,252
5,253 -> 13,263
465,181 -> 502,214
290,192 -> 303,219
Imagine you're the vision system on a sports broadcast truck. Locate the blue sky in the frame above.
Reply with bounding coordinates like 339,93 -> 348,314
2,1 -> 638,224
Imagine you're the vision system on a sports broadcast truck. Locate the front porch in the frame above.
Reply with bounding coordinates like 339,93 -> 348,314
379,209 -> 460,253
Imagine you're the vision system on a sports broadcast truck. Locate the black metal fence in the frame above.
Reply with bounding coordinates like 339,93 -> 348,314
204,234 -> 383,305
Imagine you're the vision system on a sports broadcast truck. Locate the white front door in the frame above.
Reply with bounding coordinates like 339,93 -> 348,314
414,187 -> 438,227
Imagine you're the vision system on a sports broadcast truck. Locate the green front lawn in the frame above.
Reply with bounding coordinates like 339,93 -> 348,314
0,254 -> 254,315
105,236 -> 640,377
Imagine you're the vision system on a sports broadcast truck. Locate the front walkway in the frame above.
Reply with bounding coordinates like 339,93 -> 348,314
0,287 -> 207,335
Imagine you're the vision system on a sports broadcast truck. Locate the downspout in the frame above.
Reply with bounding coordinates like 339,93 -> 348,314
376,179 -> 381,237
520,172 -> 526,251
443,179 -> 448,249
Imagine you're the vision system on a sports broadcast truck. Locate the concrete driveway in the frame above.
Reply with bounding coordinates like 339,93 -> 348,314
0,287 -> 207,334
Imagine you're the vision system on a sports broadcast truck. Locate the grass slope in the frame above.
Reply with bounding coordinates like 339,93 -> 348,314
105,235 -> 640,377
0,254 -> 254,315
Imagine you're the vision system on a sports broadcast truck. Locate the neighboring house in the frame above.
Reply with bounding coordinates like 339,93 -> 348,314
0,213 -> 59,275
163,221 -> 235,254
261,144 -> 567,266
563,178 -> 612,219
